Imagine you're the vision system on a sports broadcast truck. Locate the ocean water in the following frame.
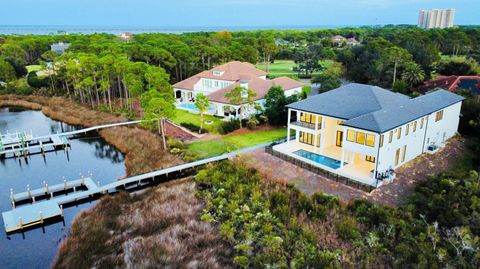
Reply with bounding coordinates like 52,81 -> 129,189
0,25 -> 358,35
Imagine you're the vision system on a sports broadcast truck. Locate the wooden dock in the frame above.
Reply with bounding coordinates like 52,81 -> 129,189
1,142 -> 269,233
0,120 -> 140,159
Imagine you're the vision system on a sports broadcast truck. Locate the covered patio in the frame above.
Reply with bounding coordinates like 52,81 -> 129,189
273,141 -> 379,187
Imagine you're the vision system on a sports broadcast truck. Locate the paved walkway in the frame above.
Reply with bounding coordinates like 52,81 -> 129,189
240,137 -> 465,206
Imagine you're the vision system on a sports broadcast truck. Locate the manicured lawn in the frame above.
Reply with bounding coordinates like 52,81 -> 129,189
170,109 -> 223,134
256,59 -> 332,76
186,128 -> 288,159
26,65 -> 43,73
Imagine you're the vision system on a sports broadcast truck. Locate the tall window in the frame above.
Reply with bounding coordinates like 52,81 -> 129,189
435,110 -> 444,122
300,113 -> 317,124
405,124 -> 409,136
299,131 -> 320,147
356,132 -> 365,144
402,145 -> 407,162
347,130 -> 355,142
395,148 -> 400,166
413,121 -> 417,132
379,134 -> 384,147
389,131 -> 393,143
397,127 -> 402,139
420,118 -> 425,129
366,134 -> 375,147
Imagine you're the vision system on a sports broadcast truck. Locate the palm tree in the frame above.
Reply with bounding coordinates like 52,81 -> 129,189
224,86 -> 256,128
194,93 -> 210,134
402,63 -> 426,87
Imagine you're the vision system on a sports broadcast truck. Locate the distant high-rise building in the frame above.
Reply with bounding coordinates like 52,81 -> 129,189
418,9 -> 455,29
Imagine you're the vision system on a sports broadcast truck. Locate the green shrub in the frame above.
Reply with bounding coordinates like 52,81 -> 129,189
7,79 -> 33,95
218,119 -> 246,134
246,116 -> 259,130
312,192 -> 340,209
335,217 -> 361,240
26,71 -> 49,88
180,122 -> 207,133
296,194 -> 313,214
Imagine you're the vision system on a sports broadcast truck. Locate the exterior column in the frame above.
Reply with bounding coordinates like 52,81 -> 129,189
287,109 -> 291,144
313,115 -> 319,152
320,116 -> 326,154
340,148 -> 345,169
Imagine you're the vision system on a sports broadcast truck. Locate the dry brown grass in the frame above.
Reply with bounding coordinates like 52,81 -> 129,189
0,95 -> 182,175
53,179 -> 233,269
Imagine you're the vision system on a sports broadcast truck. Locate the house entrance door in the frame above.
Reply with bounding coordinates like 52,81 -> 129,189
336,131 -> 343,147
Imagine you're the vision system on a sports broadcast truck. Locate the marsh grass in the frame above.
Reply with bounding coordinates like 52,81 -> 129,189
0,95 -> 182,175
53,180 -> 233,269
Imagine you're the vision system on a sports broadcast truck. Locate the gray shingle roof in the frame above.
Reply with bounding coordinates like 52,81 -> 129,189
287,83 -> 411,119
288,83 -> 464,133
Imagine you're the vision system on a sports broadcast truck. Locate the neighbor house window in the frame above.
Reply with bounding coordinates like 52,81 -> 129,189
435,110 -> 444,122
397,127 -> 402,139
413,121 -> 417,132
379,134 -> 384,147
389,131 -> 393,143
356,132 -> 365,144
405,124 -> 409,136
347,130 -> 355,142
366,134 -> 375,147
366,155 -> 375,163
420,118 -> 425,129
337,120 -> 342,125
402,145 -> 407,162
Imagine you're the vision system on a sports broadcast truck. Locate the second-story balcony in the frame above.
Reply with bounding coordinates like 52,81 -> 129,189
290,121 -> 319,130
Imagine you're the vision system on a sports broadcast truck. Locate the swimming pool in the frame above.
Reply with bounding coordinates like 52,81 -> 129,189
293,149 -> 345,169
176,103 -> 215,112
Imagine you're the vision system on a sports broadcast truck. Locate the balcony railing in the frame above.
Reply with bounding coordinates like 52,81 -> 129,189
290,121 -> 319,130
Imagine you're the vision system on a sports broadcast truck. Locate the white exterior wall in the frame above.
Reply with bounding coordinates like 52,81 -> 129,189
194,78 -> 233,96
285,87 -> 302,97
322,117 -> 342,148
342,127 -> 379,158
423,102 -> 461,151
377,119 -> 427,173
376,102 -> 461,173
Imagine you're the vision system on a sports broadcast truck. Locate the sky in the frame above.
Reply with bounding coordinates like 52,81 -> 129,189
0,0 -> 478,27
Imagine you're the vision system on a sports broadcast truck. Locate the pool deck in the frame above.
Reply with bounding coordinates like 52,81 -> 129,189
273,141 -> 377,186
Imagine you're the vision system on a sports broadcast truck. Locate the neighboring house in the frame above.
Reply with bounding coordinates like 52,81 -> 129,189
346,37 -> 360,46
273,83 -> 464,187
50,42 -> 71,54
173,61 -> 303,118
417,75 -> 480,95
120,32 -> 133,42
331,35 -> 346,46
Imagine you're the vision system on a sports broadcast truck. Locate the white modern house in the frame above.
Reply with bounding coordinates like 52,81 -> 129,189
273,83 -> 464,187
173,61 -> 302,118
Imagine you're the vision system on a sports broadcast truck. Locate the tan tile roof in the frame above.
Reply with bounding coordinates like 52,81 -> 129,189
172,75 -> 201,90
207,76 -> 302,105
173,61 -> 267,90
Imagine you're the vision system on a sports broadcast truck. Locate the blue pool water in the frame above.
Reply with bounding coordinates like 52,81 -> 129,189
176,103 -> 214,112
293,149 -> 344,169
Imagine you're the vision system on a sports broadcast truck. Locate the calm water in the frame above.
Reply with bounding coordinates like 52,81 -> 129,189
0,107 -> 126,269
0,25 -> 357,35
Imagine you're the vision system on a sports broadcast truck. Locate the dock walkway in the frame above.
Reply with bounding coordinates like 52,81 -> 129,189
2,142 -> 269,233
